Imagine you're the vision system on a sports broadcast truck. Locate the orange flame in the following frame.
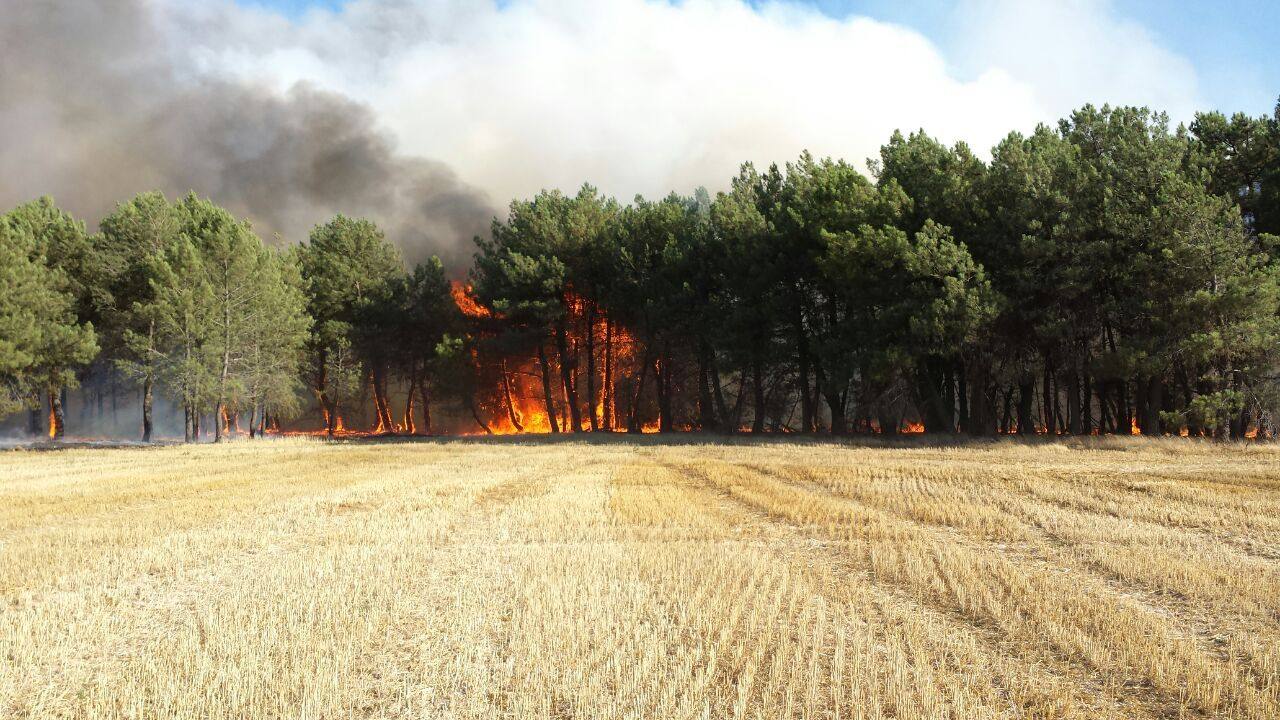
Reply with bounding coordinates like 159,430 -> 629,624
451,281 -> 492,319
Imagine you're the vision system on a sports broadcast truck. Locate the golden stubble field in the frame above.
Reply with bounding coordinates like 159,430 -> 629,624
2,437 -> 1279,719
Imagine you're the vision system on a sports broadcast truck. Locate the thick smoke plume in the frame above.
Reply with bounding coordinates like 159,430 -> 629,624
0,0 -> 495,267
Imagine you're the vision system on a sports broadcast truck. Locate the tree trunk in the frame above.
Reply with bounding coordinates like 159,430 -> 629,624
697,339 -> 718,431
942,365 -> 957,432
628,349 -> 652,433
1137,375 -> 1163,436
826,389 -> 846,436
419,381 -> 433,436
403,368 -> 418,435
966,364 -> 996,436
603,318 -> 614,431
1016,378 -> 1035,435
466,394 -> 492,435
554,321 -> 583,432
751,358 -> 766,434
1082,370 -> 1093,435
47,389 -> 65,440
184,403 -> 193,443
537,341 -> 560,433
794,306 -> 815,433
499,360 -> 523,432
711,355 -> 732,432
586,303 -> 599,432
1042,359 -> 1054,435
216,287 -> 231,443
877,402 -> 899,436
915,362 -> 951,434
372,365 -> 395,433
29,395 -> 42,436
655,353 -> 674,433
1066,371 -> 1081,435
815,362 -> 846,436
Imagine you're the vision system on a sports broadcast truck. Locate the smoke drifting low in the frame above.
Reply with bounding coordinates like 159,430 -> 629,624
0,0 -> 495,267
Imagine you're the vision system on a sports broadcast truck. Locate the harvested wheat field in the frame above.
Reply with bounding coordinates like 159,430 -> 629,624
2,438 -> 1280,719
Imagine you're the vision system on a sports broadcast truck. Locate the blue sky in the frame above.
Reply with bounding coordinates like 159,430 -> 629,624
245,0 -> 1277,116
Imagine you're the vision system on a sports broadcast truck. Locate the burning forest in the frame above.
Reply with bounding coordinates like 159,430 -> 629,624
4,104 -> 1280,443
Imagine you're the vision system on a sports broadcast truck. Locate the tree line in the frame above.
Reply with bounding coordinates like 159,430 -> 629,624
3,102 -> 1279,440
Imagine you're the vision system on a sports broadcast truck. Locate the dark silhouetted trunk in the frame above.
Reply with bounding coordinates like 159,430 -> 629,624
142,373 -> 154,442
1066,371 -> 1081,435
915,362 -> 951,434
403,369 -> 418,435
628,348 -> 653,433
537,341 -> 560,433
419,381 -> 433,436
603,318 -> 614,431
697,339 -> 717,431
48,389 -> 64,440
554,320 -> 582,433
711,355 -> 732,432
1042,361 -> 1055,435
586,303 -> 599,432
794,306 -> 814,433
751,358 -> 766,434
500,360 -> 523,432
466,394 -> 492,435
1016,379 -> 1035,435
1082,370 -> 1093,434
655,353 -> 674,433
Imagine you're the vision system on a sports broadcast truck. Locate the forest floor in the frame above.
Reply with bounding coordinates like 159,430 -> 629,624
2,436 -> 1279,719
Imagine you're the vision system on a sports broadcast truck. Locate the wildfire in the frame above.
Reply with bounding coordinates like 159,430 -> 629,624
451,281 -> 492,319
447,280 -> 662,436
47,408 -> 56,439
901,422 -> 925,434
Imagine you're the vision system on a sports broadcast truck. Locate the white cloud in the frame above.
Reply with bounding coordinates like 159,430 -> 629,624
169,0 -> 1202,204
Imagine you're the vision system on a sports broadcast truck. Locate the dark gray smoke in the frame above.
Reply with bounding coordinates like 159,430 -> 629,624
0,0 -> 495,268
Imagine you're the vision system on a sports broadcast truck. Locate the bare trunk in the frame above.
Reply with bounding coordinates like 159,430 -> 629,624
751,358 -> 766,434
1042,360 -> 1054,435
537,341 -> 560,433
696,339 -> 718,431
1016,378 -> 1035,435
216,286 -> 231,443
794,306 -> 815,433
603,318 -> 614,431
555,320 -> 583,432
403,366 -> 418,435
424,379 -> 440,435
655,351 -> 674,433
586,304 -> 599,432
142,320 -> 155,442
711,355 -> 732,432
48,389 -> 65,440
628,349 -> 652,433
499,360 -> 524,432
466,394 -> 492,435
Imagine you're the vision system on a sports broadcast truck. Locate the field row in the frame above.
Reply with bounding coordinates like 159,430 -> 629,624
1,438 -> 1278,718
